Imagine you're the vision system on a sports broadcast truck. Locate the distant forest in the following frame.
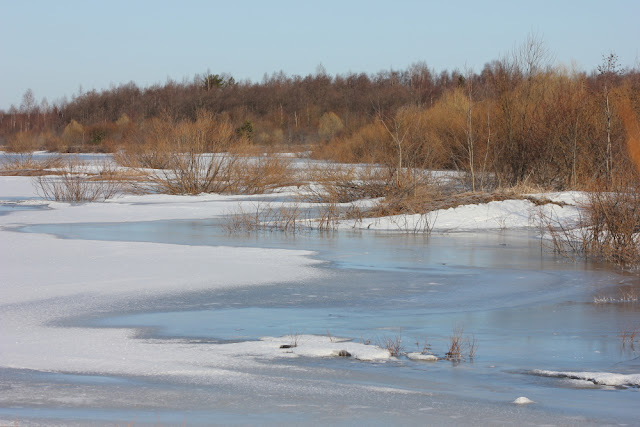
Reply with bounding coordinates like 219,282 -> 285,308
3,43 -> 640,189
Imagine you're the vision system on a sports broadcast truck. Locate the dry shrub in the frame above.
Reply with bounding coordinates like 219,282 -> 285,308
6,131 -> 41,152
114,117 -> 173,169
315,201 -> 340,231
372,181 -> 438,217
230,155 -> 295,194
118,111 -> 237,169
314,121 -> 389,164
618,93 -> 640,175
318,111 -> 344,141
253,127 -> 284,146
542,170 -> 640,268
36,160 -> 120,202
304,164 -> 391,203
146,152 -> 238,195
377,335 -> 404,357
120,112 -> 296,195
581,181 -> 640,267
143,152 -> 294,196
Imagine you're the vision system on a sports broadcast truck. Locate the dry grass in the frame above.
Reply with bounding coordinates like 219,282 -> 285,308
223,202 -> 304,233
0,153 -> 64,176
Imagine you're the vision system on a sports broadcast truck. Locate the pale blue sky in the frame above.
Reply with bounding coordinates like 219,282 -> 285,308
1,0 -> 639,110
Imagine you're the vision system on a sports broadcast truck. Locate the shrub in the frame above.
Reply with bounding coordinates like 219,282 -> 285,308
35,160 -> 120,202
445,326 -> 477,362
582,183 -> 640,267
377,335 -> 404,357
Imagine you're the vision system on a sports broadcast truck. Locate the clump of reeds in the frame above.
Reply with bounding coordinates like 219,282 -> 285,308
445,326 -> 478,362
223,202 -> 304,233
619,325 -> 639,348
593,287 -> 639,304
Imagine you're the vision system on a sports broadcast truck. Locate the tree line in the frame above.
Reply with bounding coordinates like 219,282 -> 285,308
2,42 -> 639,190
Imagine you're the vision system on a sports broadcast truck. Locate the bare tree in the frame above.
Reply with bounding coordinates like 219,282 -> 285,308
20,89 -> 37,130
598,53 -> 621,186
378,110 -> 410,187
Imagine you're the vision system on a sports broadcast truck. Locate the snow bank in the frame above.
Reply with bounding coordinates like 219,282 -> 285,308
338,193 -> 584,232
531,370 -> 640,387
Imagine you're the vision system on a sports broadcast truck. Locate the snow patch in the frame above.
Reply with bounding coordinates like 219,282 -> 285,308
513,397 -> 535,405
531,370 -> 640,388
406,352 -> 438,362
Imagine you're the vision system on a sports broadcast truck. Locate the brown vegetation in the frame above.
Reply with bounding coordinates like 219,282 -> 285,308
445,326 -> 478,362
3,40 -> 638,195
541,168 -> 640,268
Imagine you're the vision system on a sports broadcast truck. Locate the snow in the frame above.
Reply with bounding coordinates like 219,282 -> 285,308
406,352 -> 438,361
513,397 -> 535,404
532,370 -> 640,388
338,194 -> 584,232
255,335 -> 390,361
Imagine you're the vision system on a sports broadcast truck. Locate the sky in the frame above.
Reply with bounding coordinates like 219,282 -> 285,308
1,0 -> 639,111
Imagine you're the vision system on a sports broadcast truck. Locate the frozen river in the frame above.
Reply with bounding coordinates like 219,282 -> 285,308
2,215 -> 639,425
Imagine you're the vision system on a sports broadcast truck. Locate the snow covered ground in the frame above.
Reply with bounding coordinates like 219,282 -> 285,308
339,192 -> 585,232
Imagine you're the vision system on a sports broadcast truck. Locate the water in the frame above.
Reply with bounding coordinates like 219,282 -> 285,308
4,219 -> 640,425
0,202 -> 48,216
